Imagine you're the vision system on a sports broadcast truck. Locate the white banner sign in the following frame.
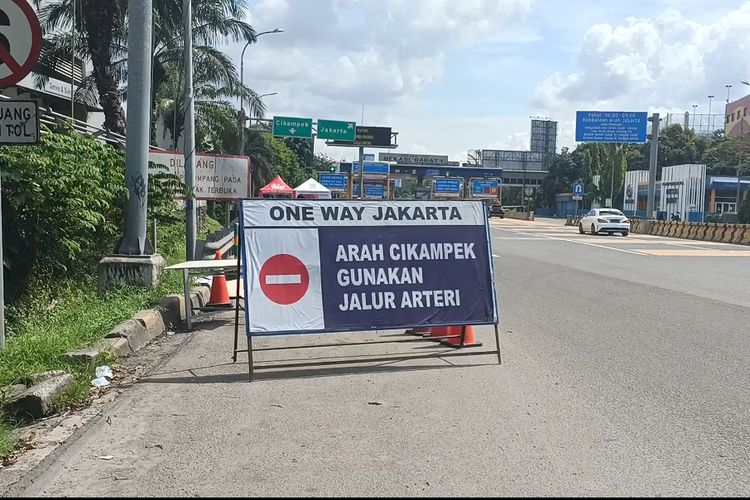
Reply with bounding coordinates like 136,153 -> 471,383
148,150 -> 251,200
242,199 -> 485,227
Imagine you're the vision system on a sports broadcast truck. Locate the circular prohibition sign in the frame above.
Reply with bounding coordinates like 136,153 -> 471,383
0,0 -> 42,88
259,254 -> 310,305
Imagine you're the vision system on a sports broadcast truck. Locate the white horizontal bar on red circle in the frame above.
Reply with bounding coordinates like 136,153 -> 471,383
265,274 -> 302,285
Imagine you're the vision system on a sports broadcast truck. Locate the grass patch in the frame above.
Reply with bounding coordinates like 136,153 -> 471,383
0,215 -> 211,459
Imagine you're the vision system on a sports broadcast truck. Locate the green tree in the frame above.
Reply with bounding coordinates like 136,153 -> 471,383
35,0 -> 262,138
540,148 -> 586,209
313,153 -> 337,173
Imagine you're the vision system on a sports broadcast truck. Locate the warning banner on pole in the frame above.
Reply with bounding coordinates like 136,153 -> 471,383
239,200 -> 498,335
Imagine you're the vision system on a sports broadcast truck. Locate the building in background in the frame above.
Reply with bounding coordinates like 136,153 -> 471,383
530,119 -> 557,169
707,176 -> 750,214
623,170 -> 651,216
724,94 -> 750,137
659,164 -> 707,222
468,118 -> 558,190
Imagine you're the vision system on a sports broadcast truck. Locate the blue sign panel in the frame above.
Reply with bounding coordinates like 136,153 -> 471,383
239,200 -> 498,335
573,183 -> 584,196
318,174 -> 347,191
363,153 -> 375,161
434,178 -> 461,194
352,161 -> 389,175
425,169 -> 441,177
575,111 -> 647,143
471,179 -> 500,196
353,184 -> 385,198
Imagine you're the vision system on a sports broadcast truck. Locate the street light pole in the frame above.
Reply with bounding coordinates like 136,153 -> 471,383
708,95 -> 714,133
238,29 -> 283,158
117,0 -> 153,255
183,0 -> 197,260
726,84 -> 732,104
692,105 -> 698,131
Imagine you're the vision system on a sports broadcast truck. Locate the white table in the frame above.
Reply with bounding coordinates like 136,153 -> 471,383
165,259 -> 239,330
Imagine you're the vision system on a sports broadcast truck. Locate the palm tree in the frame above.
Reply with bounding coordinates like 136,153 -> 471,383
34,0 -> 127,134
154,62 -> 266,152
34,0 -> 260,138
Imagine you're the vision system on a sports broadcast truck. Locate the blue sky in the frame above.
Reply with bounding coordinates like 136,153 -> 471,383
234,0 -> 750,161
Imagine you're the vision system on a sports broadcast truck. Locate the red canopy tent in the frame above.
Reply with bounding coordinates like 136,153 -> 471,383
258,175 -> 294,198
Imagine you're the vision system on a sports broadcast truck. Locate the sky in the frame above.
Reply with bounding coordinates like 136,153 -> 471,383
228,0 -> 750,162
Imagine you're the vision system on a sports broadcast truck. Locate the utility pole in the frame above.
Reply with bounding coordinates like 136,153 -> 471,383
358,146 -> 365,199
708,95 -> 714,133
183,0 -> 197,260
117,0 -> 153,255
609,155 -> 615,208
646,113 -> 660,219
737,162 -> 743,212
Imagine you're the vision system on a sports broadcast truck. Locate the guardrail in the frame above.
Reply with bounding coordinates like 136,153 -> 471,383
199,227 -> 235,260
0,93 -> 168,151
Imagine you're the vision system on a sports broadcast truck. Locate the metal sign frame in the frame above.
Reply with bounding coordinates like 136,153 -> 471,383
232,199 -> 502,381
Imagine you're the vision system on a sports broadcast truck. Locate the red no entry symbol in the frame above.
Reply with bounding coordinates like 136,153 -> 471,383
0,0 -> 42,88
259,254 -> 309,305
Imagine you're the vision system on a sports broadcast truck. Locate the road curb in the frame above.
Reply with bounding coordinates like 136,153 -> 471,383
61,287 -> 207,364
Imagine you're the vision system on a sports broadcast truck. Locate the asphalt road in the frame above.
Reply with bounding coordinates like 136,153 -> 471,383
7,218 -> 750,497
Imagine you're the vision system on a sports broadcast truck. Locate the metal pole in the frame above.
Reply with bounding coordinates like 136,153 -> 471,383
117,0 -> 153,255
183,0 -> 197,260
708,96 -> 714,133
0,169 -> 5,350
610,154 -> 615,208
70,0 -> 76,118
358,146 -> 365,199
647,113 -> 660,219
239,42 -> 250,158
737,164 -> 742,211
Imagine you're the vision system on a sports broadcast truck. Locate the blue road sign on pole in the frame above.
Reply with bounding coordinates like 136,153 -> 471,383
573,183 -> 584,196
575,111 -> 648,143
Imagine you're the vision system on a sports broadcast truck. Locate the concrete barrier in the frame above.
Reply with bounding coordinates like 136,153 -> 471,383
697,223 -> 709,240
741,226 -> 750,245
734,225 -> 746,244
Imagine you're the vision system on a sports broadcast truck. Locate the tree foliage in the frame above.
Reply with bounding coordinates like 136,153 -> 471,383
0,129 -> 182,303
544,124 -> 750,210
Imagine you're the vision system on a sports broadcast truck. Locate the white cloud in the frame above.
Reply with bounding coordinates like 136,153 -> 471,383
532,2 -> 750,147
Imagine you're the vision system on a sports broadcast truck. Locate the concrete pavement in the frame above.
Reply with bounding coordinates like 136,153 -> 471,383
5,217 -> 750,496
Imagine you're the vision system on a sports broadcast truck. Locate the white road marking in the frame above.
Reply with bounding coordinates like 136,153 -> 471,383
265,274 -> 301,285
494,227 -> 647,255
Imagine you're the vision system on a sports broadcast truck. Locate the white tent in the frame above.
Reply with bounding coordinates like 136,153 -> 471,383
294,178 -> 332,199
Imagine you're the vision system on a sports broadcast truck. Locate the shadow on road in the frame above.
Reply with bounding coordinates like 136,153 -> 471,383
138,358 -> 499,384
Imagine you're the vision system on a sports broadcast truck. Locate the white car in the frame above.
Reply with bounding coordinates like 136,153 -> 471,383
579,208 -> 630,236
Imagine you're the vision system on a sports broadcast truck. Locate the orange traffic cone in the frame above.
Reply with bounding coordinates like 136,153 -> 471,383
207,250 -> 232,307
428,325 -> 450,341
442,325 -> 482,348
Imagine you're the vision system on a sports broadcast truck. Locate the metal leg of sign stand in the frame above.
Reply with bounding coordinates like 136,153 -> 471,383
183,269 -> 192,331
494,324 -> 502,365
247,335 -> 254,382
232,256 -> 242,363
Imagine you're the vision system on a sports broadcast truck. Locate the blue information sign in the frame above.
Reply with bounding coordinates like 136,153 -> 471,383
239,200 -> 498,335
434,178 -> 461,194
425,169 -> 441,177
471,179 -> 500,197
353,184 -> 385,198
318,174 -> 347,191
575,111 -> 647,143
352,161 -> 389,175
